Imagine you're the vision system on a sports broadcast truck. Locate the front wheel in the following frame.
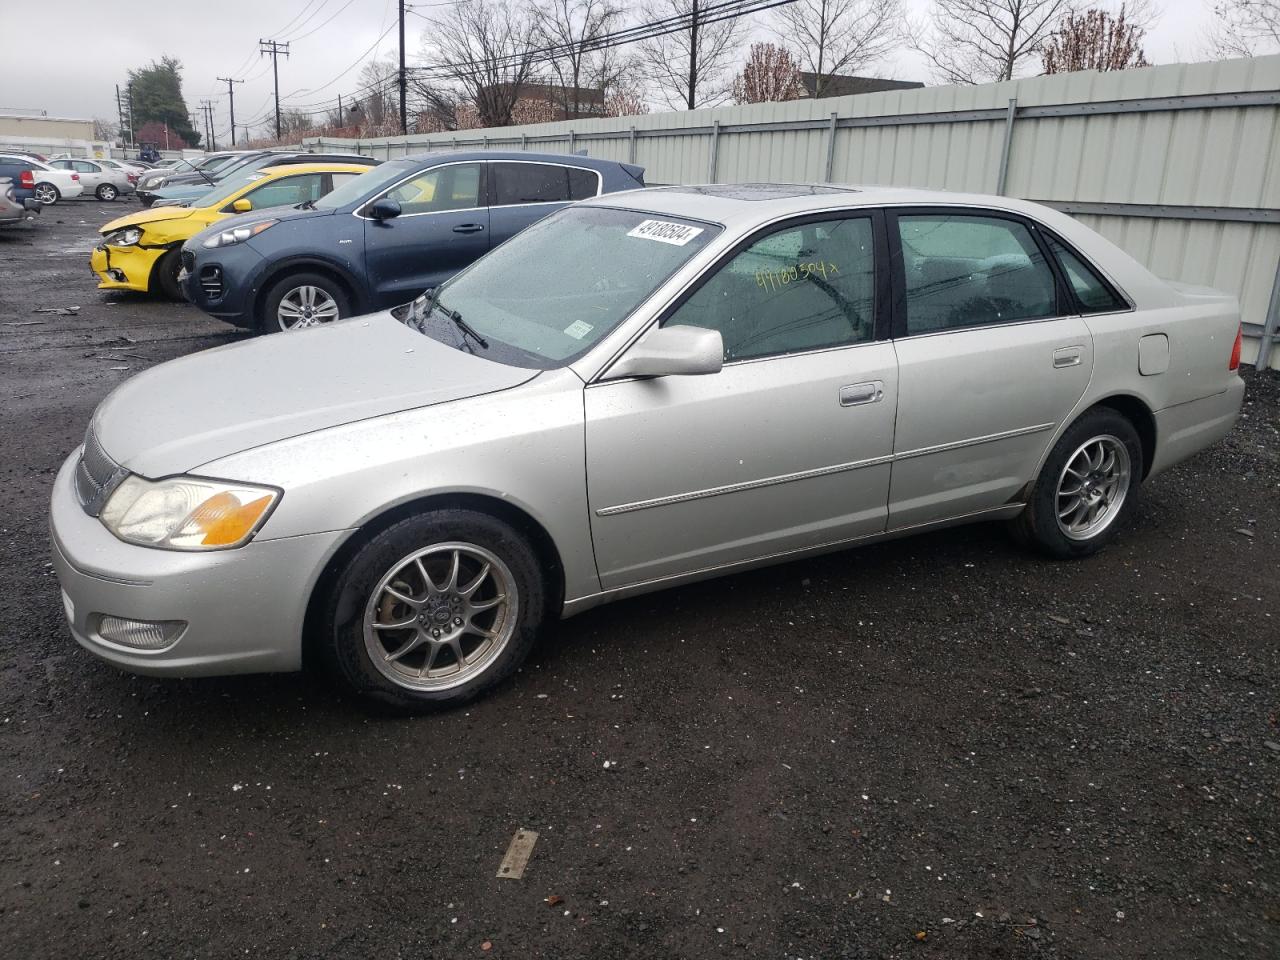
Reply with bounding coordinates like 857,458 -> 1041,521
321,510 -> 546,712
96,183 -> 118,201
1012,407 -> 1142,559
33,183 -> 59,204
260,272 -> 349,333
152,248 -> 183,300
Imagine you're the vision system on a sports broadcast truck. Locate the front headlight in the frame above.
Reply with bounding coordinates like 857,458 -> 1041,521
100,475 -> 280,550
202,219 -> 278,249
142,176 -> 166,189
104,226 -> 143,247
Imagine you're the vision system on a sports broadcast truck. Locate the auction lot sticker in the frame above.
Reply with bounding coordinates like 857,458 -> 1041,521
627,219 -> 704,246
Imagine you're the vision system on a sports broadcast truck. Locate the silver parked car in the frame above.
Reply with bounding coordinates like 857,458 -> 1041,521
47,158 -> 135,200
50,184 -> 1245,710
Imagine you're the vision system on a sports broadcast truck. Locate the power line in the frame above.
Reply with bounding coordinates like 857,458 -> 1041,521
259,39 -> 292,139
289,0 -> 363,42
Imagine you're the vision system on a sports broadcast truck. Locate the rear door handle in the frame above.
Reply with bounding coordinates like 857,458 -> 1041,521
1053,346 -> 1083,368
452,223 -> 484,234
839,380 -> 884,407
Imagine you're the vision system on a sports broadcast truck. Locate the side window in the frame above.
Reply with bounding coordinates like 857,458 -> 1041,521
329,172 -> 361,191
1047,236 -> 1127,313
384,163 -> 481,214
51,160 -> 72,170
567,167 -> 599,200
490,162 -> 574,205
239,173 -> 324,210
73,161 -> 98,174
666,217 -> 876,362
898,214 -> 1057,334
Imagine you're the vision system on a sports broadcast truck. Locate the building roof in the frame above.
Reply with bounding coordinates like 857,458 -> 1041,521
798,74 -> 924,98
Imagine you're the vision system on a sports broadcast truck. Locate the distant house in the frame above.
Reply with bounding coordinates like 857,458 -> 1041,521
479,82 -> 608,123
798,74 -> 924,99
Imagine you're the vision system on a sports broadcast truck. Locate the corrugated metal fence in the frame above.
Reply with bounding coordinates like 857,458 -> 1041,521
308,55 -> 1280,369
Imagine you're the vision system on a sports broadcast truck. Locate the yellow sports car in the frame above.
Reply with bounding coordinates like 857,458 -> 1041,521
91,162 -> 374,299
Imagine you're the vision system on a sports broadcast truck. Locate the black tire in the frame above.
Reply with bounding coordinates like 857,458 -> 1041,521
258,271 -> 351,334
96,184 -> 118,201
320,509 -> 547,712
33,183 -> 60,205
152,248 -> 183,300
1011,407 -> 1143,559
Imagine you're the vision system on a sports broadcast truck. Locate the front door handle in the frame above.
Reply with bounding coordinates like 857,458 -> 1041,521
1053,346 -> 1083,368
839,380 -> 884,407
452,223 -> 484,234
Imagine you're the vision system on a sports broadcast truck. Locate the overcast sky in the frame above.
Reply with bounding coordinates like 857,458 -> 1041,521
0,0 -> 1230,139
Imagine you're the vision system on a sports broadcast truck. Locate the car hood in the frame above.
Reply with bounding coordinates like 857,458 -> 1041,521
100,205 -> 198,234
91,312 -> 539,477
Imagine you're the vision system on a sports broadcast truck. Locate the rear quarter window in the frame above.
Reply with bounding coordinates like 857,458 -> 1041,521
1047,236 -> 1128,313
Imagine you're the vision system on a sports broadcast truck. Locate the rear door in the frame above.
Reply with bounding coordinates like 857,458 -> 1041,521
362,161 -> 489,307
886,208 -> 1093,528
487,161 -> 599,247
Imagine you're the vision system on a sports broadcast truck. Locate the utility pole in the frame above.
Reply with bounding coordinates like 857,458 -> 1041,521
126,82 -> 136,149
398,0 -> 407,134
337,93 -> 344,127
687,0 -> 699,110
201,100 -> 217,151
217,76 -> 244,145
259,39 -> 291,140
115,84 -> 126,148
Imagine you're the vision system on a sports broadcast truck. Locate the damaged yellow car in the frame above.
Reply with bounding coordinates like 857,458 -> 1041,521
91,162 -> 374,299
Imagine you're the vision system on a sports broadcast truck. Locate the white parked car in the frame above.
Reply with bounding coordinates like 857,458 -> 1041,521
0,154 -> 83,204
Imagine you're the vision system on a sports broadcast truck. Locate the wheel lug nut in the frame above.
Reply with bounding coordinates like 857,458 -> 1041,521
432,628 -> 441,638
453,618 -> 463,626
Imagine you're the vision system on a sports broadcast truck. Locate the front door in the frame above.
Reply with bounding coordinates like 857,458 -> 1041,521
886,209 -> 1094,528
586,213 -> 897,588
362,161 -> 488,308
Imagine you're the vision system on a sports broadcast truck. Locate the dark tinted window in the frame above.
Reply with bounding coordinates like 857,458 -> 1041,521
898,214 -> 1057,333
491,162 -> 596,205
1047,236 -> 1127,313
667,217 -> 875,361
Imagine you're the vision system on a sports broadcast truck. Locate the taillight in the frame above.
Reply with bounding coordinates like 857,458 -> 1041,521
19,170 -> 34,188
71,173 -> 80,181
1228,325 -> 1242,371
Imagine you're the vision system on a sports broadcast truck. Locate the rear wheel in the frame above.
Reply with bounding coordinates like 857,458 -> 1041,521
321,509 -> 546,712
152,248 -> 183,300
260,272 -> 349,333
1012,407 -> 1142,559
96,183 -> 118,201
33,183 -> 59,204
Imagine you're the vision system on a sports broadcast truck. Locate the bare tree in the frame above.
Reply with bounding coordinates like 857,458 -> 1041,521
914,0 -> 1072,83
773,0 -> 904,97
733,43 -> 805,103
604,86 -> 651,116
1042,6 -> 1150,72
1205,0 -> 1280,56
637,0 -> 747,109
418,0 -> 541,127
535,0 -> 633,117
355,59 -> 399,127
93,117 -> 119,142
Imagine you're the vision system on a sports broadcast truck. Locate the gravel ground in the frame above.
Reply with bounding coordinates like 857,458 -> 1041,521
1,203 -> 1277,960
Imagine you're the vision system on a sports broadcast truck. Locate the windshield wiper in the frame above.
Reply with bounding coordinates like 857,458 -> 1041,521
409,288 -> 488,349
296,198 -> 317,210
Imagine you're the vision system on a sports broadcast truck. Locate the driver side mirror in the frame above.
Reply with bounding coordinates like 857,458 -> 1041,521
368,197 -> 402,221
605,325 -> 724,380
232,198 -> 253,213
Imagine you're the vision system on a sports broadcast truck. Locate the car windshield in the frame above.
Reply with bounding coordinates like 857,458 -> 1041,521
199,155 -> 239,172
192,170 -> 274,209
400,205 -> 721,369
314,161 -> 411,210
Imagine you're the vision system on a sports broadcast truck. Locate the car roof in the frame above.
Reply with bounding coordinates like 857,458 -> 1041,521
248,161 -> 375,177
390,150 -> 634,172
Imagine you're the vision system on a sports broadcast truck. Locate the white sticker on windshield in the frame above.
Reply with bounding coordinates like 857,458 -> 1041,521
564,320 -> 594,340
626,219 -> 704,246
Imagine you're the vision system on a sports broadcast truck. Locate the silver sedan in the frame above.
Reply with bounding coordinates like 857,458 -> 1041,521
50,184 -> 1245,710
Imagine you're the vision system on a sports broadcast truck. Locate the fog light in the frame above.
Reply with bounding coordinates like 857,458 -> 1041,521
96,615 -> 186,650
108,269 -> 126,282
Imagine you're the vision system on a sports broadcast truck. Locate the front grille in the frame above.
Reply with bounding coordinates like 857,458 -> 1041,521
199,264 -> 223,300
75,423 -> 126,517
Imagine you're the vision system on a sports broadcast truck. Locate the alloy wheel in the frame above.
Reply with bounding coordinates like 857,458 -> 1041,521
362,543 -> 518,691
1055,435 -> 1131,541
34,184 -> 58,204
98,184 -> 117,200
276,285 -> 340,331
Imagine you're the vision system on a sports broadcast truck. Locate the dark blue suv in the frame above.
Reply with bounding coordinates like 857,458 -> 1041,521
181,151 -> 645,333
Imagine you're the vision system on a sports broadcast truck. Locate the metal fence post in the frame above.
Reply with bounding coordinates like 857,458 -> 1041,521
825,111 -> 838,182
1257,257 -> 1280,371
482,135 -> 488,150
629,125 -> 637,164
996,97 -> 1018,195
569,128 -> 576,154
708,120 -> 720,183
520,133 -> 527,151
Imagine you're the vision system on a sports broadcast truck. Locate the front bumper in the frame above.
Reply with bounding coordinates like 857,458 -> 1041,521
180,243 -> 264,326
91,242 -> 160,292
49,450 -> 348,678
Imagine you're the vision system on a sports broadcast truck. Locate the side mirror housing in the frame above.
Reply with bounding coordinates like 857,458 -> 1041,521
606,325 -> 723,380
368,197 -> 402,220
231,198 -> 253,213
